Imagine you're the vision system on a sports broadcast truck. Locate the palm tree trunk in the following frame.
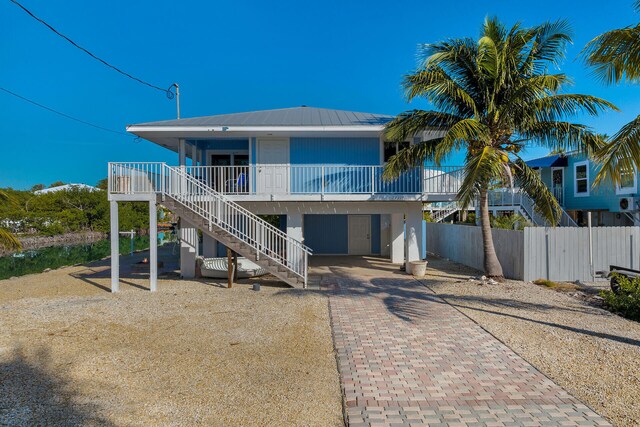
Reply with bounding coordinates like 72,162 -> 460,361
479,188 -> 504,279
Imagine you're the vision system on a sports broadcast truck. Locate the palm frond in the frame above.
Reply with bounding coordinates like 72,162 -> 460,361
517,121 -> 602,154
403,68 -> 477,116
513,159 -> 561,225
0,229 -> 21,251
456,146 -> 503,207
382,138 -> 443,180
521,19 -> 573,73
384,110 -> 461,142
532,94 -> 618,121
582,24 -> 640,84
436,118 -> 489,163
593,114 -> 640,186
477,35 -> 498,79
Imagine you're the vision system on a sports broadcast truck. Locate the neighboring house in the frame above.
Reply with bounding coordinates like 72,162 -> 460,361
34,184 -> 99,195
107,106 -> 459,290
528,152 -> 640,227
426,152 -> 640,228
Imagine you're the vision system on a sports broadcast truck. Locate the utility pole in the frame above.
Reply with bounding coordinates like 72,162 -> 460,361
169,83 -> 180,119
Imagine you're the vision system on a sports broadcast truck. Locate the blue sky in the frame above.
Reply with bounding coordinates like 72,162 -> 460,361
1,0 -> 639,189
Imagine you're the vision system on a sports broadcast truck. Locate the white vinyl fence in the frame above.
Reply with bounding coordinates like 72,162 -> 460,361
425,223 -> 640,281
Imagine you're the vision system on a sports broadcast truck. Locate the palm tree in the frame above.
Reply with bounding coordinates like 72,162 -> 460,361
583,1 -> 640,186
0,190 -> 22,251
384,17 -> 615,278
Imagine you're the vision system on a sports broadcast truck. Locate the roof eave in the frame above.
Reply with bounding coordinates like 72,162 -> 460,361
126,124 -> 386,133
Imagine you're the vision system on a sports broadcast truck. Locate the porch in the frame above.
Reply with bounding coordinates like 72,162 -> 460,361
108,162 -> 464,202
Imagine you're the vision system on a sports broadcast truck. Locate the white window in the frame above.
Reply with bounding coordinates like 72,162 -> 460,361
574,161 -> 589,197
616,168 -> 637,195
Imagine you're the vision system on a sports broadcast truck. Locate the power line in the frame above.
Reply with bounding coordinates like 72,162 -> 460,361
8,0 -> 175,99
0,86 -> 131,137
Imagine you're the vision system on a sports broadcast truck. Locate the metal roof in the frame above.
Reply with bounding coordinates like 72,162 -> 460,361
526,154 -> 568,168
130,106 -> 394,128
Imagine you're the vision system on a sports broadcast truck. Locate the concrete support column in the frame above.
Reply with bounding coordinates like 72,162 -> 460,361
110,201 -> 119,292
405,204 -> 423,267
191,143 -> 198,166
178,139 -> 187,166
287,213 -> 303,270
380,214 -> 391,257
180,219 -> 199,278
202,234 -> 218,258
149,201 -> 158,292
390,213 -> 404,264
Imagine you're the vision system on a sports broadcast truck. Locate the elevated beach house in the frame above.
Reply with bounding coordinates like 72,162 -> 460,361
107,106 -> 460,291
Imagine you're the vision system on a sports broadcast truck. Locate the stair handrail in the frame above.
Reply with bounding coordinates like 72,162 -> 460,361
109,162 -> 312,284
164,165 -> 312,281
431,201 -> 461,222
167,165 -> 311,248
486,188 -> 577,227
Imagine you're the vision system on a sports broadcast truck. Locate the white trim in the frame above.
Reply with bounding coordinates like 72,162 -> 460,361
616,169 -> 638,195
574,161 -> 590,197
127,125 -> 385,133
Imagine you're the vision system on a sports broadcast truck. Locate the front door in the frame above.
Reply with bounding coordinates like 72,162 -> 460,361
257,139 -> 289,194
552,168 -> 564,206
348,215 -> 371,255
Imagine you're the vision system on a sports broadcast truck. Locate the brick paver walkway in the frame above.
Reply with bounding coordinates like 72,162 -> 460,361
319,258 -> 611,426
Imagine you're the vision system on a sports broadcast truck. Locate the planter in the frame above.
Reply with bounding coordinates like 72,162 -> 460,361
409,260 -> 428,277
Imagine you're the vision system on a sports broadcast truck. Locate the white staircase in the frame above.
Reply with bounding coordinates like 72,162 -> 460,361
429,202 -> 461,223
488,190 -> 578,227
109,163 -> 312,288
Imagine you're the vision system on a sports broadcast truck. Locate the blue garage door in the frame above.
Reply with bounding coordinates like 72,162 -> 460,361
304,214 -> 380,255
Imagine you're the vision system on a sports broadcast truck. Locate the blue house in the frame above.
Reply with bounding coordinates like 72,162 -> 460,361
527,152 -> 640,226
107,106 -> 460,290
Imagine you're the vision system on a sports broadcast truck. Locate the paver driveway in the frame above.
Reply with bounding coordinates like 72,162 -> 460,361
312,256 -> 611,427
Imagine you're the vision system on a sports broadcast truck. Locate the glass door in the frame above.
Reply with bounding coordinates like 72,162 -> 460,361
211,154 -> 232,192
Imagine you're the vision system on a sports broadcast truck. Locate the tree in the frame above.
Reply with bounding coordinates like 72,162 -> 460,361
96,178 -> 108,190
583,1 -> 640,186
0,190 -> 22,251
384,17 -> 615,278
49,181 -> 65,188
30,184 -> 44,192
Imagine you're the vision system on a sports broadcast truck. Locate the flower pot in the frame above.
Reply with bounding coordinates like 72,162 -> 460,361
409,260 -> 428,277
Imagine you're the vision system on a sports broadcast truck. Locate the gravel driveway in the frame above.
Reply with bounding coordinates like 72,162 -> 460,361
0,254 -> 343,426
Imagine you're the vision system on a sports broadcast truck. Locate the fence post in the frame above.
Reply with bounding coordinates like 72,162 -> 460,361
321,166 -> 325,196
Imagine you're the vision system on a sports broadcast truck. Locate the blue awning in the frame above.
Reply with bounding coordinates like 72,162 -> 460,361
526,154 -> 568,168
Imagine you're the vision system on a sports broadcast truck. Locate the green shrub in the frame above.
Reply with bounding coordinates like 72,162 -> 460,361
491,213 -> 531,231
600,274 -> 640,321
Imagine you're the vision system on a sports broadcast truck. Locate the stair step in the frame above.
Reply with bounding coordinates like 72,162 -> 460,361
163,194 -> 306,289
